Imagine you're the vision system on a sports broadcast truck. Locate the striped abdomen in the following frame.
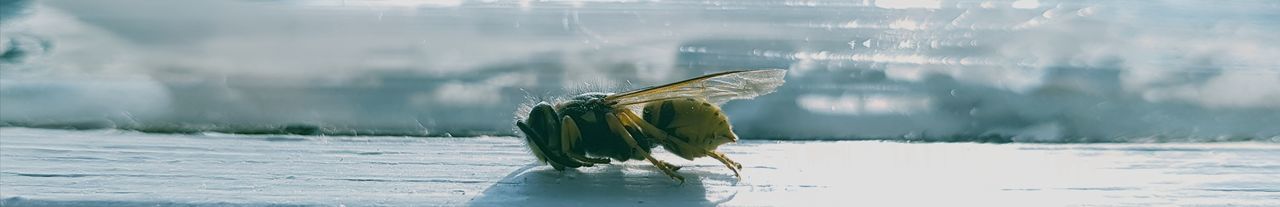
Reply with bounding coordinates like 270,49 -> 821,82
641,98 -> 739,160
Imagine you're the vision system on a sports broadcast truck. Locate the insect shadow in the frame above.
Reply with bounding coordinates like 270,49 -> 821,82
468,163 -> 738,206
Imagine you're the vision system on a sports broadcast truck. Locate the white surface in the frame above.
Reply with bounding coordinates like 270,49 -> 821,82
1,128 -> 1278,206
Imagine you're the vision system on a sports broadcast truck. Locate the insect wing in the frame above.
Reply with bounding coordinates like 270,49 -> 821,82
605,69 -> 787,106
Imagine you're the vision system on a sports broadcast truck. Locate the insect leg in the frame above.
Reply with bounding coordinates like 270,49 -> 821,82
619,111 -> 681,145
622,111 -> 737,177
617,112 -> 683,171
655,158 -> 686,171
620,111 -> 698,153
561,116 -> 610,164
605,113 -> 685,183
706,150 -> 742,178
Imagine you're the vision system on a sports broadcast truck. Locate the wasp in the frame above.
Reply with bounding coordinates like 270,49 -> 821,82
515,69 -> 787,183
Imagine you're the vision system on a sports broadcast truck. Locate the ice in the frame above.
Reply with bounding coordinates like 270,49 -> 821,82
2,128 -> 1277,206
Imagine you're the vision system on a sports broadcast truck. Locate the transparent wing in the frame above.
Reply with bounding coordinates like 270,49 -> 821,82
605,69 -> 787,107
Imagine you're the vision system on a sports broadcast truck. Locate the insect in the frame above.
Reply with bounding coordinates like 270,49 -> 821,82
515,69 -> 787,183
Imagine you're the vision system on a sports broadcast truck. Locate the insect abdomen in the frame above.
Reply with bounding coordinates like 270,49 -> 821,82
641,98 -> 737,160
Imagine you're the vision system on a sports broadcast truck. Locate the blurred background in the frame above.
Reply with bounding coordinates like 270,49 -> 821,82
2,0 -> 1278,142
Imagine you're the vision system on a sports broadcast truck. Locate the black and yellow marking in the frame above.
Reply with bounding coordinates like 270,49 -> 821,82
517,70 -> 784,182
641,98 -> 738,160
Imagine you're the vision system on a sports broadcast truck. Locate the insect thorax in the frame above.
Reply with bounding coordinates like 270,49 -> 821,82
555,92 -> 655,161
555,93 -> 610,115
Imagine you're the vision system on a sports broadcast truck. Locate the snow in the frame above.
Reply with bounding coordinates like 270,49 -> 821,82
2,128 -> 1278,206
